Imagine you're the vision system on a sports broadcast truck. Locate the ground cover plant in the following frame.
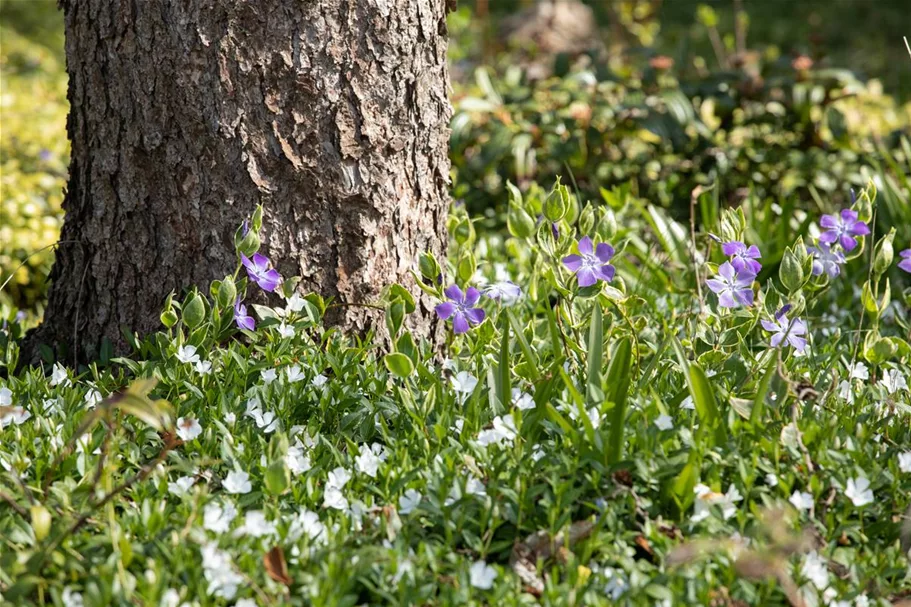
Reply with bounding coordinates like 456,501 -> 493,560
2,178 -> 911,606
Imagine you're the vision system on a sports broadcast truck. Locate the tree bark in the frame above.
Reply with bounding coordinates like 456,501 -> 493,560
25,0 -> 451,363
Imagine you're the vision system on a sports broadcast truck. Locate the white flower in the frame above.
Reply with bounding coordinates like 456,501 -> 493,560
285,365 -> 305,383
801,551 -> 829,590
159,588 -> 181,607
176,417 -> 202,442
276,323 -> 295,338
469,560 -> 497,589
882,368 -> 908,394
855,593 -> 870,607
602,567 -> 629,600
168,475 -> 196,497
476,415 -> 517,447
327,467 -> 351,489
511,389 -> 535,410
50,363 -> 70,387
766,473 -> 778,487
719,485 -> 742,520
224,412 -> 236,424
465,476 -> 486,498
837,381 -> 855,404
355,444 -> 383,478
312,374 -> 329,388
194,360 -> 212,375
223,470 -> 252,494
286,445 -> 311,475
176,345 -> 200,364
483,281 -> 522,305
398,489 -> 422,515
451,418 -> 465,435
691,484 -> 717,523
261,368 -> 277,384
451,371 -> 478,397
0,387 -> 10,406
203,501 -> 237,533
285,293 -> 306,313
200,543 -> 244,599
681,395 -> 695,410
235,600 -> 258,607
654,414 -> 674,431
233,510 -> 275,538
789,491 -> 813,512
849,362 -> 869,381
844,476 -> 873,507
323,487 -> 348,510
84,389 -> 102,409
244,401 -> 278,433
289,509 -> 327,544
42,397 -> 62,416
899,452 -> 911,473
0,405 -> 30,428
531,445 -> 546,462
61,587 -> 84,607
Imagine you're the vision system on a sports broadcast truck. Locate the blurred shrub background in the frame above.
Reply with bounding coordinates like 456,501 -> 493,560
1,0 -> 909,316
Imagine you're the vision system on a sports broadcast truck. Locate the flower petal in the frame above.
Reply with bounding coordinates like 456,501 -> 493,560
819,214 -> 837,229
444,284 -> 465,303
840,235 -> 858,252
452,312 -> 470,334
577,236 -> 593,256
562,254 -> 583,271
705,278 -> 725,294
721,241 -> 743,256
595,243 -> 614,263
463,287 -> 481,307
435,302 -> 456,320
464,307 -> 486,325
576,267 -> 597,287
717,262 -> 735,280
596,264 -> 615,282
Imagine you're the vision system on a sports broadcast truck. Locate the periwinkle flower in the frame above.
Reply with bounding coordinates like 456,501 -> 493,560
761,307 -> 808,353
484,281 -> 522,305
808,243 -> 846,278
234,299 -> 255,331
899,249 -> 911,273
562,236 -> 615,287
721,241 -> 762,274
818,209 -> 869,252
706,262 -> 755,308
241,253 -> 282,292
435,285 -> 485,334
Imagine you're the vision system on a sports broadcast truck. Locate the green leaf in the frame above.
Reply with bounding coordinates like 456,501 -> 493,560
383,353 -> 414,378
586,301 -> 604,404
672,337 -> 726,446
606,337 -> 633,464
496,315 -> 511,409
750,352 -> 777,428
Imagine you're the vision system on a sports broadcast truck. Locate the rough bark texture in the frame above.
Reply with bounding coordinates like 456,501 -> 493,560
27,0 -> 451,362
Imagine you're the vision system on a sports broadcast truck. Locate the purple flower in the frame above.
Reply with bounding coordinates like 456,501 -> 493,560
484,281 -> 522,305
241,253 -> 282,292
435,285 -> 486,334
562,237 -> 615,287
899,249 -> 911,273
808,243 -> 846,278
761,308 -> 808,353
721,241 -> 762,274
706,262 -> 755,308
234,299 -> 255,331
818,209 -> 869,252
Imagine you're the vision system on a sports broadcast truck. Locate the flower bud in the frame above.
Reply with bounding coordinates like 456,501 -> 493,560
779,246 -> 805,293
579,203 -> 595,235
216,275 -> 237,309
160,294 -> 178,329
181,291 -> 206,329
543,182 -> 568,222
872,228 -> 895,277
30,505 -> 51,541
507,203 -> 535,240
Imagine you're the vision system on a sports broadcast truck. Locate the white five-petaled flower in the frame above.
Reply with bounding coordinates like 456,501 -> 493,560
261,368 -> 277,384
899,452 -> 911,473
450,371 -> 478,398
469,560 -> 497,590
765,473 -> 778,487
286,445 -> 312,475
355,443 -> 386,478
398,489 -> 422,515
312,374 -> 328,388
233,510 -> 276,538
84,389 -> 102,409
837,380 -> 855,404
276,323 -> 295,338
176,417 -> 203,441
289,509 -> 326,543
0,387 -> 11,406
285,365 -> 305,383
223,470 -> 252,494
849,362 -> 869,381
195,360 -> 213,375
801,551 -> 829,590
0,403 -> 30,428
476,415 -> 517,447
203,501 -> 238,533
483,280 -> 523,305
323,487 -> 348,510
50,363 -> 71,387
511,388 -> 535,410
654,414 -> 674,431
844,476 -> 873,507
882,368 -> 908,394
61,587 -> 84,607
789,490 -> 813,512
200,543 -> 244,599
327,466 -> 351,490
167,475 -> 196,497
176,345 -> 200,364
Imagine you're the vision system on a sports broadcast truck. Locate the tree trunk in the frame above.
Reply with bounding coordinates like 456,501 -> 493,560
26,0 -> 451,363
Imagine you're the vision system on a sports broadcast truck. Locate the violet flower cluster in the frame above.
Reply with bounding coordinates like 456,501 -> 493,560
561,236 -> 616,287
